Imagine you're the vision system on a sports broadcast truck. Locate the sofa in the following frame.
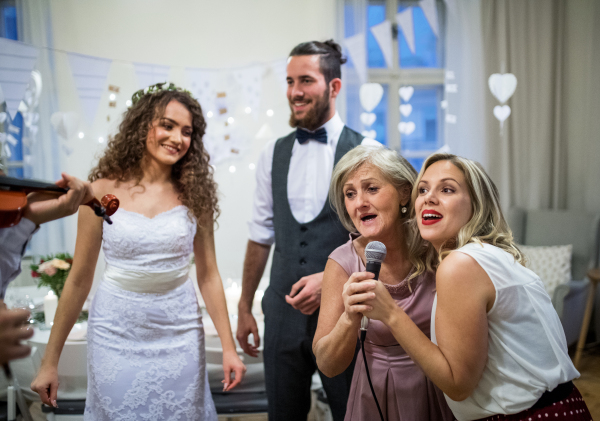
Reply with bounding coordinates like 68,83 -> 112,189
505,208 -> 600,346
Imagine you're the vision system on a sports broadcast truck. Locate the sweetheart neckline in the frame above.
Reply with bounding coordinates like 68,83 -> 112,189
115,205 -> 187,220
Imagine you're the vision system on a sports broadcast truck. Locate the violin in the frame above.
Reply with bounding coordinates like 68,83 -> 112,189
0,175 -> 119,228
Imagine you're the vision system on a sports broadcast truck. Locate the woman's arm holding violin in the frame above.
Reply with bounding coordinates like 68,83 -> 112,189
313,259 -> 366,378
361,252 -> 494,401
30,180 -> 105,407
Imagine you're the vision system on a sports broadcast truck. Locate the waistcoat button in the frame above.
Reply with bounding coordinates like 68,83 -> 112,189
300,226 -> 308,232
300,241 -> 307,247
300,258 -> 307,265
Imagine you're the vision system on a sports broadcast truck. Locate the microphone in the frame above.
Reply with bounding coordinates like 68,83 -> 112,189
361,241 -> 387,332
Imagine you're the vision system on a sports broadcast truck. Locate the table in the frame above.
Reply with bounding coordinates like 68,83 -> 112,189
574,268 -> 600,368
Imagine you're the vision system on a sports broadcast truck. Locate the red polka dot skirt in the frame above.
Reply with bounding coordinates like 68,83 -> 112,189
470,385 -> 592,421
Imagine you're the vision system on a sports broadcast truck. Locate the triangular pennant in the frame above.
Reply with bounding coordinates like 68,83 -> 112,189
67,53 -> 112,126
232,65 -> 264,120
396,8 -> 416,54
133,62 -> 170,89
344,33 -> 367,84
270,59 -> 288,95
420,0 -> 439,37
0,38 -> 39,119
185,68 -> 220,116
370,20 -> 394,69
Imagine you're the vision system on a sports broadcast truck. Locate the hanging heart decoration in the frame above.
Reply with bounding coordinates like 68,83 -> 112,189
488,73 -> 517,104
398,121 -> 416,135
359,83 -> 384,112
360,112 -> 376,127
361,130 -> 377,139
399,104 -> 412,117
398,86 -> 414,102
493,105 -> 511,123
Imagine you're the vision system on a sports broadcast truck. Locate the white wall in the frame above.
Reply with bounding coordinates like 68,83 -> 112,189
46,0 -> 339,284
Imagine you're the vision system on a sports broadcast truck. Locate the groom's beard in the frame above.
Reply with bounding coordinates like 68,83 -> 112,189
288,88 -> 331,131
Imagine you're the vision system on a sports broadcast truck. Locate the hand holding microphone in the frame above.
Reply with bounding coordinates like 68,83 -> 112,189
361,241 -> 387,333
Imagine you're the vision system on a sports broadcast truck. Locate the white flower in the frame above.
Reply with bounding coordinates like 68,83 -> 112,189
51,258 -> 71,270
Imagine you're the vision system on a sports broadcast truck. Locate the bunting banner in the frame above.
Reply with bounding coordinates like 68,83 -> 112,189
420,0 -> 439,37
343,33 -> 367,84
396,8 -> 416,54
133,63 -> 170,89
232,65 -> 264,120
185,68 -> 220,115
370,20 -> 394,69
270,59 -> 288,95
67,52 -> 112,126
0,38 -> 39,119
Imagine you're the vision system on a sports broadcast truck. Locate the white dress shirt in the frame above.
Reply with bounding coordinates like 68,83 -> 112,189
248,112 -> 381,245
0,218 -> 38,299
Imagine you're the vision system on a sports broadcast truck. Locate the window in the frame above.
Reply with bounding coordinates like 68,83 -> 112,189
0,0 -> 22,177
343,0 -> 445,171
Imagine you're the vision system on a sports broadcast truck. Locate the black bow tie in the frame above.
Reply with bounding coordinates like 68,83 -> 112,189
296,127 -> 327,145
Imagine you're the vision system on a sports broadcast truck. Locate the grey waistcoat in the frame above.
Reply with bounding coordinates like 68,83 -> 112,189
269,126 -> 363,299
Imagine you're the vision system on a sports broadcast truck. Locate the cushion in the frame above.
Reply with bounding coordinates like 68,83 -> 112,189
519,244 -> 572,299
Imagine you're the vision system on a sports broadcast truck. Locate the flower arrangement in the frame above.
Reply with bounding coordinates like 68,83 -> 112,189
30,253 -> 73,298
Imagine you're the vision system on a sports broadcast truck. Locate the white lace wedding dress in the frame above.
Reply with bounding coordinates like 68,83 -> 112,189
85,206 -> 217,420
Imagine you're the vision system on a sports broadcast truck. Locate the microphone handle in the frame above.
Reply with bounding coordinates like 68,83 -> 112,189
361,261 -> 382,331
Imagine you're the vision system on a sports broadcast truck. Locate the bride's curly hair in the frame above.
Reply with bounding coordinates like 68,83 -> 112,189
88,87 -> 219,228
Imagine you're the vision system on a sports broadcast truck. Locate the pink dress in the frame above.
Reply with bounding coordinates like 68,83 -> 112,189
329,235 -> 453,421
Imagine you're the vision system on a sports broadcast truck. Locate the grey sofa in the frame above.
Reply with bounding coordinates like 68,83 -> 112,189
505,208 -> 600,346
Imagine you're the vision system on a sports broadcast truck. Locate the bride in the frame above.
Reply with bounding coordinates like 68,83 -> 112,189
31,83 -> 245,420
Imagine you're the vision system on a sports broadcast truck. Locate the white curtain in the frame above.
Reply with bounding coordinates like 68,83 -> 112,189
443,0 -> 488,168
17,0 -> 67,254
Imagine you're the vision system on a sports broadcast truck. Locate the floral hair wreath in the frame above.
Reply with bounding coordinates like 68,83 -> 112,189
130,82 -> 192,107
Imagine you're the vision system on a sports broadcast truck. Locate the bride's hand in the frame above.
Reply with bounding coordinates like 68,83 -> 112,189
31,365 -> 59,407
342,271 -> 377,322
222,349 -> 246,391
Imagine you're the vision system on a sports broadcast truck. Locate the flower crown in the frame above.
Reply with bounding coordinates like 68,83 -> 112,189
130,82 -> 192,106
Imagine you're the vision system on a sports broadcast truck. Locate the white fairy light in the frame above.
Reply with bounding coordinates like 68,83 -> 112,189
78,132 -> 84,139
245,107 -> 252,114
125,99 -> 132,107
227,117 -> 235,124
249,163 -> 255,170
207,111 -> 213,118
229,165 -> 236,173
98,137 -> 104,143
266,109 -> 274,117
109,93 -> 116,101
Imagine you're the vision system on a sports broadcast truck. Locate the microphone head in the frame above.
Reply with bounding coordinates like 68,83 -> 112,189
365,241 -> 387,264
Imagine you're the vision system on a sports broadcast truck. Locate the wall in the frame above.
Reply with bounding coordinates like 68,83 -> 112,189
45,0 -> 338,285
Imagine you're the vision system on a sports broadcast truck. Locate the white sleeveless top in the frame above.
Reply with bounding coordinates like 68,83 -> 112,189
431,243 -> 579,421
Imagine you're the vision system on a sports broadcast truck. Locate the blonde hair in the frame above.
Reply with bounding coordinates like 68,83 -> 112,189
408,153 -> 525,277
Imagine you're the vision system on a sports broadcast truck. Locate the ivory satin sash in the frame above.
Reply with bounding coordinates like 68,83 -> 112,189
103,264 -> 190,294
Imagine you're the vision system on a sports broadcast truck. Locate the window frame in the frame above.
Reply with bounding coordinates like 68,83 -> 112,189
343,0 -> 446,155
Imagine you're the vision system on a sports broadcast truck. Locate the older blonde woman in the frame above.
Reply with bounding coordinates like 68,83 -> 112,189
313,146 -> 453,421
351,153 -> 589,421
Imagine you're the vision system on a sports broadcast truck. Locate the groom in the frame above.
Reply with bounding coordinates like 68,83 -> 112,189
236,40 -> 379,420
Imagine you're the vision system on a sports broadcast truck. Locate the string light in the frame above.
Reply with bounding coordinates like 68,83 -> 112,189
249,163 -> 255,170
227,117 -> 235,124
78,132 -> 84,139
207,111 -> 213,118
125,99 -> 132,107
109,93 -> 116,101
266,109 -> 274,117
98,137 -> 104,143
229,165 -> 236,173
245,107 -> 252,114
